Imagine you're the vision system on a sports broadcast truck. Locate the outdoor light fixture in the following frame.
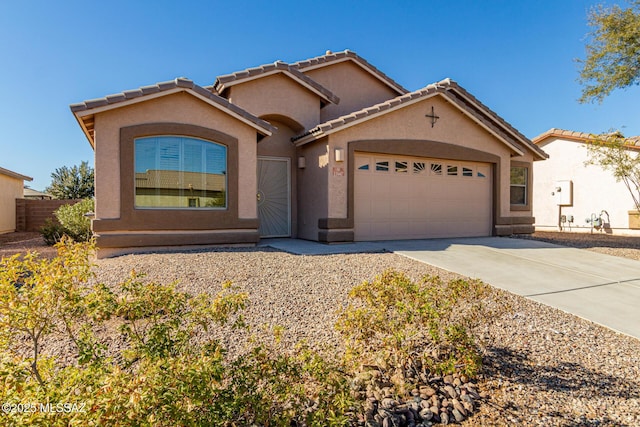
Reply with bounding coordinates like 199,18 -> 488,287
298,156 -> 306,169
335,148 -> 345,162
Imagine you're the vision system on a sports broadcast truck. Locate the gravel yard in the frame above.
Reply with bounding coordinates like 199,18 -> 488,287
2,231 -> 640,425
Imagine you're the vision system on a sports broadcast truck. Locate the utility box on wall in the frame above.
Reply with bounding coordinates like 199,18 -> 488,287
553,180 -> 573,206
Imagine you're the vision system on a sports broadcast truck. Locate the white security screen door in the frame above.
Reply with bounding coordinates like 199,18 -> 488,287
257,157 -> 291,237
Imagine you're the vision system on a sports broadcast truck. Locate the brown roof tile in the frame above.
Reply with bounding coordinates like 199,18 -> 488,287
71,78 -> 276,146
213,61 -> 340,105
290,49 -> 409,95
533,128 -> 640,149
292,78 -> 547,160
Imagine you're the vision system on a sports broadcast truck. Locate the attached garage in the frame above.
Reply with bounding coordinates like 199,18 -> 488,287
354,153 -> 492,240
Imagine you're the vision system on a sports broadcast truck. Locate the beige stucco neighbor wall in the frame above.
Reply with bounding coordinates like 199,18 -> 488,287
533,138 -> 640,235
0,174 -> 24,234
323,95 -> 523,220
303,61 -> 400,123
227,74 -> 321,131
93,92 -> 259,221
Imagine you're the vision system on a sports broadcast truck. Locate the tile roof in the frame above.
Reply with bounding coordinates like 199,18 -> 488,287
292,78 -> 547,160
533,128 -> 640,149
71,78 -> 277,146
0,166 -> 32,182
213,61 -> 340,105
290,49 -> 409,95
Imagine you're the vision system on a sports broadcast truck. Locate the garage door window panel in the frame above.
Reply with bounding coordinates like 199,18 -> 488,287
413,162 -> 426,174
395,161 -> 408,173
375,160 -> 390,172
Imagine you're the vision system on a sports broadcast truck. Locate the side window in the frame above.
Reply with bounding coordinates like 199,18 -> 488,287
510,166 -> 528,205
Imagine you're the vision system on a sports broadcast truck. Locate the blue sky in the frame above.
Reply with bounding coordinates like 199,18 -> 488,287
1,0 -> 638,191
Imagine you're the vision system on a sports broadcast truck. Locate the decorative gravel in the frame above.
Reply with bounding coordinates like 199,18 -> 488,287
90,245 -> 640,426
3,232 -> 640,425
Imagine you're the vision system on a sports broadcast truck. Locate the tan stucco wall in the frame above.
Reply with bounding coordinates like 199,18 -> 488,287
297,139 -> 329,240
533,138 -> 640,235
227,73 -> 321,131
321,95 -> 524,220
303,60 -> 400,123
92,92 -> 259,221
0,174 -> 24,234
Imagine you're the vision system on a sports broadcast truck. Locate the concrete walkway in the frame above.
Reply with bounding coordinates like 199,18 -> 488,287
261,237 -> 640,340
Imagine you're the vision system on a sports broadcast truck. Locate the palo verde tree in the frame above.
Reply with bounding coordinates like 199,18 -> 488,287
585,132 -> 640,212
579,2 -> 640,213
578,1 -> 640,103
45,160 -> 94,199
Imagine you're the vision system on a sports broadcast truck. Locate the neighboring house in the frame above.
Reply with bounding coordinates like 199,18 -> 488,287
23,187 -> 53,200
70,49 -> 547,256
532,128 -> 640,235
0,167 -> 32,234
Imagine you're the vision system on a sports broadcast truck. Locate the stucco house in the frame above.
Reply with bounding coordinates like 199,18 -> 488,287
533,128 -> 640,235
71,50 -> 547,256
0,166 -> 32,234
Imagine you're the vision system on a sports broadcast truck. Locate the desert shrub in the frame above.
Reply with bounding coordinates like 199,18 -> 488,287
336,269 -> 496,391
40,198 -> 94,245
0,239 -> 354,426
40,219 -> 67,246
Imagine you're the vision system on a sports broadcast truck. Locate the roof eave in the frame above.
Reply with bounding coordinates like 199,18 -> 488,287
445,85 -> 547,160
71,84 -> 276,146
0,167 -> 32,182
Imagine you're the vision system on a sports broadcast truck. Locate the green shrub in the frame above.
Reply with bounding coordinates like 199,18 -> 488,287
336,269 -> 496,389
0,239 -> 355,426
40,219 -> 67,246
40,199 -> 94,245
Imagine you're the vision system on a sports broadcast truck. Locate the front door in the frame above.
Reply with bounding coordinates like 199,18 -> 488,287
257,157 -> 291,237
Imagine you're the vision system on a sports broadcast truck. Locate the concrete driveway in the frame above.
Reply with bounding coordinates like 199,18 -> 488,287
264,237 -> 640,340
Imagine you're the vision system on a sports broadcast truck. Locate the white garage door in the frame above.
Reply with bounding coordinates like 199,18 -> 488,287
354,153 -> 492,240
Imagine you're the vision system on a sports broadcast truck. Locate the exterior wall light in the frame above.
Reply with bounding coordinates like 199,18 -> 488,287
298,156 -> 306,169
335,148 -> 345,162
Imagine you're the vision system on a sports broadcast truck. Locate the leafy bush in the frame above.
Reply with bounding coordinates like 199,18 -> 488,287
336,269 -> 496,391
0,239 -> 355,426
40,198 -> 94,245
0,243 -> 496,426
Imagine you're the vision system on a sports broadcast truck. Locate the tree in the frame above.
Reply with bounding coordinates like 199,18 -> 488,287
585,132 -> 640,212
45,161 -> 94,199
578,1 -> 640,103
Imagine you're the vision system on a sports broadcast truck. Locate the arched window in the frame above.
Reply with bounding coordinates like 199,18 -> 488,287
134,136 -> 227,209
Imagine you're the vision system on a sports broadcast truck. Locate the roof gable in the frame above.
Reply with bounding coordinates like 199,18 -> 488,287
70,78 -> 276,147
293,78 -> 547,160
213,61 -> 339,106
290,50 -> 408,96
